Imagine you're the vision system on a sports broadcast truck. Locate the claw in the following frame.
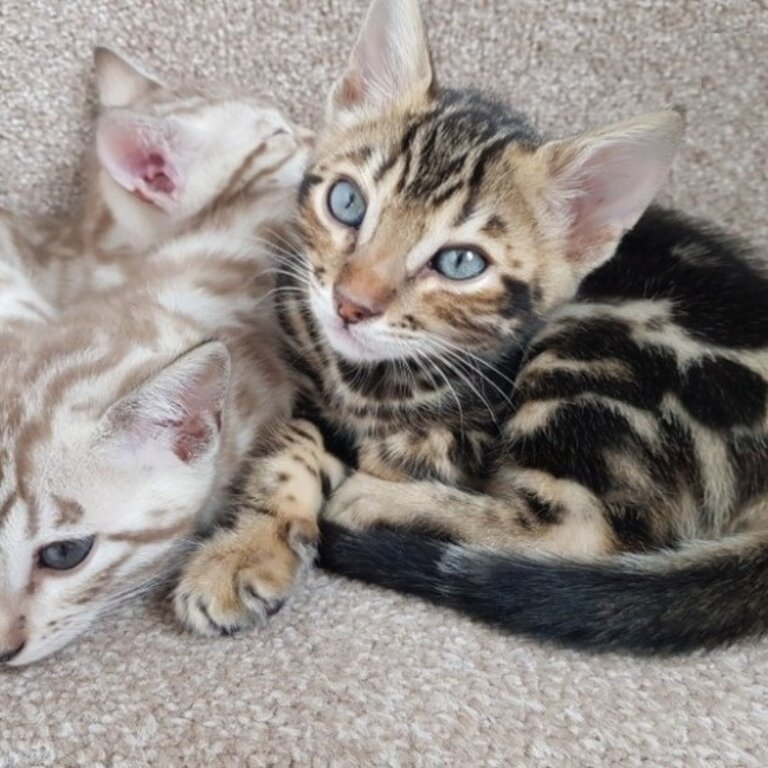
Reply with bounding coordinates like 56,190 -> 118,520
265,598 -> 286,617
197,598 -> 240,637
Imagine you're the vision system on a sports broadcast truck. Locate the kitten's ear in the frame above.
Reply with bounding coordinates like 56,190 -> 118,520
538,109 -> 684,275
100,342 -> 230,466
96,114 -> 184,210
94,47 -> 162,108
328,0 -> 435,126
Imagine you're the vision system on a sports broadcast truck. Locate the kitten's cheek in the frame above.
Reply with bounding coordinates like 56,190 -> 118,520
309,290 -> 339,332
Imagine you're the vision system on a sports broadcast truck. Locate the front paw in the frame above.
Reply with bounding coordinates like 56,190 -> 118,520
322,473 -> 394,531
173,516 -> 317,637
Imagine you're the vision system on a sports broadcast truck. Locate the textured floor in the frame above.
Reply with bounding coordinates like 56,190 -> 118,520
3,573 -> 768,767
1,0 -> 767,766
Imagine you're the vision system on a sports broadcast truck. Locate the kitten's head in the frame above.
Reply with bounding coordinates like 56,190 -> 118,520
299,0 -> 683,364
92,48 -> 312,240
0,337 -> 230,666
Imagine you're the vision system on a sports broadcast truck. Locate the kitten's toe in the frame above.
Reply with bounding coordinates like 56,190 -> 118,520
173,519 -> 315,637
323,474 -> 391,530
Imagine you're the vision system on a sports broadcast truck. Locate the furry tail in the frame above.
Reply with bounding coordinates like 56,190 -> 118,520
318,523 -> 768,654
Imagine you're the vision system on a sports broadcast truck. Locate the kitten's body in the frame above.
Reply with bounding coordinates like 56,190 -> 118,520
0,127 -> 166,309
0,181 -> 149,310
316,204 -> 768,653
177,0 -> 768,653
0,182 -> 170,309
0,53 -> 310,665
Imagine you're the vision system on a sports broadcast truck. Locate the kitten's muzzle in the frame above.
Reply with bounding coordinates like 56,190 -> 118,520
334,285 -> 382,325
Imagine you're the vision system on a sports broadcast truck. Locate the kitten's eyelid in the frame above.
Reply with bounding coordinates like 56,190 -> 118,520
410,242 -> 495,278
331,173 -> 367,195
426,245 -> 493,283
36,535 -> 97,574
436,243 -> 493,262
325,176 -> 370,230
427,270 -> 493,287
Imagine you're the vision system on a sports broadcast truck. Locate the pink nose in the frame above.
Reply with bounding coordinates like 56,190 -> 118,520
334,287 -> 380,325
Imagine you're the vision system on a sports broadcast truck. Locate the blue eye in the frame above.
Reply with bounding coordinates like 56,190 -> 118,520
38,536 -> 95,571
328,179 -> 367,227
431,248 -> 488,280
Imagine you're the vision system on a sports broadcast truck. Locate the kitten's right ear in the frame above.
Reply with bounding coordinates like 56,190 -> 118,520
94,47 -> 162,108
99,342 -> 231,467
537,109 -> 685,277
328,0 -> 435,126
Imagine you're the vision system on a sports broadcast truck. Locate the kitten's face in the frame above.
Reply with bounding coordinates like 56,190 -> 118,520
93,48 -> 311,234
0,339 -> 229,666
299,0 -> 682,367
302,102 -> 551,363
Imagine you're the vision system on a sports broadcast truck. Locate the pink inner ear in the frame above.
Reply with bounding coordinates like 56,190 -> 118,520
97,118 -> 180,206
103,343 -> 229,469
138,152 -> 175,195
161,415 -> 213,464
162,359 -> 226,463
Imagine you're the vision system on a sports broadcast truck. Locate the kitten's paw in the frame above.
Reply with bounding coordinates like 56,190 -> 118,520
173,517 -> 317,637
323,473 -> 394,531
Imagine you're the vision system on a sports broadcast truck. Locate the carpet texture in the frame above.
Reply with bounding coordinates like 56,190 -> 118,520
1,1 -> 767,766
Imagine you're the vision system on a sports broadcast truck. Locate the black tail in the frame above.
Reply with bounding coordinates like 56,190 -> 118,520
318,523 -> 768,654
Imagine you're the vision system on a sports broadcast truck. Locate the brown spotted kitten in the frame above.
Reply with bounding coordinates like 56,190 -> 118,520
0,53 -> 311,665
181,0 -> 768,654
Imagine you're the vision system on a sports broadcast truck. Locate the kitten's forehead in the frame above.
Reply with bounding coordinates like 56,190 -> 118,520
131,83 -> 277,126
320,90 -> 540,206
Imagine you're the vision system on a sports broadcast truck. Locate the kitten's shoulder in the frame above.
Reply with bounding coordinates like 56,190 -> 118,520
579,206 -> 768,348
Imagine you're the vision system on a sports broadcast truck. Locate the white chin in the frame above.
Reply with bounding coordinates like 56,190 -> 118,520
321,320 -> 390,363
310,291 -> 387,363
309,290 -> 400,363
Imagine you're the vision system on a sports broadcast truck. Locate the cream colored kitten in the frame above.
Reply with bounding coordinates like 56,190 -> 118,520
0,54 -> 310,665
1,48 -> 313,307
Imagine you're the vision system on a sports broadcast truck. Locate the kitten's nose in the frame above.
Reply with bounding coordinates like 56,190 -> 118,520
334,286 -> 381,325
0,641 -> 25,664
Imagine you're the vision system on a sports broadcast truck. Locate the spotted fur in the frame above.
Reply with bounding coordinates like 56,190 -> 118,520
238,0 -> 768,654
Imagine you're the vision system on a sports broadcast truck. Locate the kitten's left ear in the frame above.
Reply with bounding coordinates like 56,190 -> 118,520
538,109 -> 685,275
328,0 -> 435,126
96,114 -> 184,211
94,47 -> 162,108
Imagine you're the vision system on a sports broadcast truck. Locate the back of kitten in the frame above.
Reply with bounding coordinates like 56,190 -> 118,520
0,51 -> 166,305
0,63 -> 310,666
1,48 -> 310,306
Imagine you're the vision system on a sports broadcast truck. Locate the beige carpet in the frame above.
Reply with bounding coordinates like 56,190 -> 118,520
2,1 -> 768,766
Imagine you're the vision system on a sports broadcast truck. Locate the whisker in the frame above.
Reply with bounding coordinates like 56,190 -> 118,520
432,348 -> 501,424
419,336 -> 517,405
408,345 -> 466,435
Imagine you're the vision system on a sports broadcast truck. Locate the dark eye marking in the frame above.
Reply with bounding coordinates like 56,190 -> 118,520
482,215 -> 507,235
499,275 -> 534,320
298,173 -> 323,206
52,494 -> 85,527
38,537 -> 95,571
